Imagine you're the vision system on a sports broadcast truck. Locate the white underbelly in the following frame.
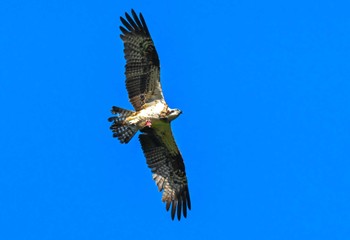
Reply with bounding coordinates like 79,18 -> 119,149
127,100 -> 167,127
139,100 -> 166,117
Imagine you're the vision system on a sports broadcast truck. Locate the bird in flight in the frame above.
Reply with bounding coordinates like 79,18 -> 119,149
108,9 -> 191,220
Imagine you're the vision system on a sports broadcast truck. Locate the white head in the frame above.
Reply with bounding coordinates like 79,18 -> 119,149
167,108 -> 182,121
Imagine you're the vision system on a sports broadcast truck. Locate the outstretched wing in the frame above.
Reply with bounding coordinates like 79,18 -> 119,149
120,10 -> 164,111
139,124 -> 191,220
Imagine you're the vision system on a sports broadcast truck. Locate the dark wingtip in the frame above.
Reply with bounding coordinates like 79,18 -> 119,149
166,201 -> 171,211
119,26 -> 128,35
131,9 -> 137,17
108,117 -> 116,122
183,199 -> 187,218
120,9 -> 149,37
171,201 -> 176,220
187,190 -> 191,210
139,12 -> 150,35
164,190 -> 191,220
177,199 -> 182,220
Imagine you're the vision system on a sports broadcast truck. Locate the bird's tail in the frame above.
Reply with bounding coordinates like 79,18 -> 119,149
108,106 -> 138,144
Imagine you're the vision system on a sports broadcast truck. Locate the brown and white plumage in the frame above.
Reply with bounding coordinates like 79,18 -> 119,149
120,9 -> 163,110
108,9 -> 191,220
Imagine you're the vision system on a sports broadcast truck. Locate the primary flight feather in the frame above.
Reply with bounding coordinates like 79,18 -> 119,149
108,9 -> 191,220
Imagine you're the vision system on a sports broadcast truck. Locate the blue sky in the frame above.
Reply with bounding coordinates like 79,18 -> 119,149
1,0 -> 349,239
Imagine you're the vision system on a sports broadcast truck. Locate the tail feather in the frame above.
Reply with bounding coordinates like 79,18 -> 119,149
108,106 -> 137,144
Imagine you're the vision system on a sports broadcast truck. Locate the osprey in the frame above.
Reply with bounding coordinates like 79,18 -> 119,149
108,10 -> 191,220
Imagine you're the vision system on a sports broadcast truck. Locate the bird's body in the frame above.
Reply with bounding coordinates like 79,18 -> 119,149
128,100 -> 168,126
108,10 -> 191,220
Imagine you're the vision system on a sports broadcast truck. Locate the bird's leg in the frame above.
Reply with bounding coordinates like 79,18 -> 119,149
145,119 -> 152,128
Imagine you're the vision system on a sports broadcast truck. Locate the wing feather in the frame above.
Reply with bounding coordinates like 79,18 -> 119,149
120,10 -> 164,110
120,16 -> 134,32
125,12 -> 139,31
131,10 -> 144,32
139,125 -> 191,220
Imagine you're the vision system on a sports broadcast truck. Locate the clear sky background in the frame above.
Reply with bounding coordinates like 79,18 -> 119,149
1,0 -> 349,239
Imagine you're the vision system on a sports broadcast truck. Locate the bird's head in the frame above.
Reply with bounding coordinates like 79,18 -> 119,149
167,108 -> 182,121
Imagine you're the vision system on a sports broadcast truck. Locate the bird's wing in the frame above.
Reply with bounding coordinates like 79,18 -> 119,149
120,10 -> 164,111
139,123 -> 191,220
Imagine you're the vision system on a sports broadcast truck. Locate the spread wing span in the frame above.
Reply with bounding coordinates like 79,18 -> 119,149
120,9 -> 164,111
139,124 -> 191,220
